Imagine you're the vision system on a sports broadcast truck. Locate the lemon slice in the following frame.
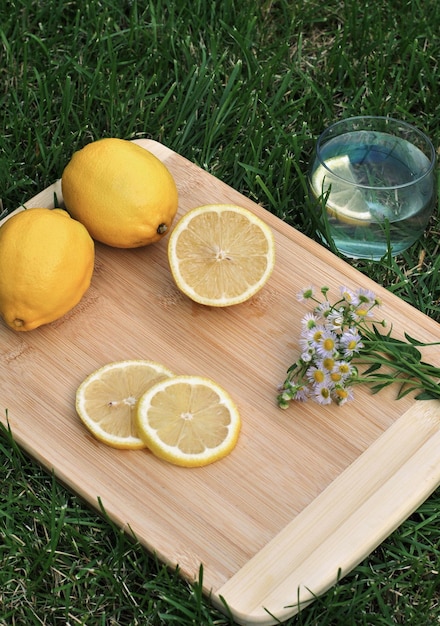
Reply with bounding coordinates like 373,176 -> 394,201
167,204 -> 275,306
136,375 -> 241,467
311,155 -> 372,225
76,360 -> 174,449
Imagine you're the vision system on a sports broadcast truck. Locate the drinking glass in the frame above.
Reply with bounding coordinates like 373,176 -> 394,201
308,116 -> 436,259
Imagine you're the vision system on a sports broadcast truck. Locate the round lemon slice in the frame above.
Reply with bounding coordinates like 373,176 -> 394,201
311,155 -> 372,225
167,204 -> 275,307
76,360 -> 174,449
136,375 -> 241,467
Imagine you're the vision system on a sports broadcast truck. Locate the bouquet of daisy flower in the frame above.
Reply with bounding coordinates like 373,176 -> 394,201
277,285 -> 440,409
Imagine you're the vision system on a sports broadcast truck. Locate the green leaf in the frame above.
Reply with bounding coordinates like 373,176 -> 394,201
363,362 -> 382,375
404,332 -> 440,348
370,381 -> 394,394
415,390 -> 440,400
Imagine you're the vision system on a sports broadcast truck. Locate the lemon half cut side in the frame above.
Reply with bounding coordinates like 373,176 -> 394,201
75,360 -> 174,449
136,375 -> 241,467
167,204 -> 275,307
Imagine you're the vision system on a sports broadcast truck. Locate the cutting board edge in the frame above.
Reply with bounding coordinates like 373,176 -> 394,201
211,399 -> 440,625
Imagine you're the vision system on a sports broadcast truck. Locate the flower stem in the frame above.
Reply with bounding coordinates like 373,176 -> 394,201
278,285 -> 440,408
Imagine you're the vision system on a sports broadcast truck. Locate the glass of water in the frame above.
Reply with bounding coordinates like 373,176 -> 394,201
308,116 -> 436,259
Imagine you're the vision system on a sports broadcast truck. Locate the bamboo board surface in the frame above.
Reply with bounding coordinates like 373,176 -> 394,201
1,139 -> 440,625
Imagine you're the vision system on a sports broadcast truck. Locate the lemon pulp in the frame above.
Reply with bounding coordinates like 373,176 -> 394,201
168,204 -> 275,306
75,360 -> 174,449
136,375 -> 241,467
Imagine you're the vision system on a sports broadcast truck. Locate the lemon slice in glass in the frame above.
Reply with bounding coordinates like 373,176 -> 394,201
136,375 -> 241,467
167,204 -> 275,306
311,155 -> 372,225
76,360 -> 174,449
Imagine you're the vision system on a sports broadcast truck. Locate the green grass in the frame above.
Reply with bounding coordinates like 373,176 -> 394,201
1,0 -> 440,623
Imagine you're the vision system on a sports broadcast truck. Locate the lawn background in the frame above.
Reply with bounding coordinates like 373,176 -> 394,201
1,0 -> 440,624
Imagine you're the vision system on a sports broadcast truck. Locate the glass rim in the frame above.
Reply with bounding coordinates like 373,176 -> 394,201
315,115 -> 436,191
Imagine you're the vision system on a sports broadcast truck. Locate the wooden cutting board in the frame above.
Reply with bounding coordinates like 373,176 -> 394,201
2,139 -> 440,625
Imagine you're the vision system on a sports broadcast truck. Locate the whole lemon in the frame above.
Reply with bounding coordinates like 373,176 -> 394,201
0,208 -> 95,331
61,138 -> 179,248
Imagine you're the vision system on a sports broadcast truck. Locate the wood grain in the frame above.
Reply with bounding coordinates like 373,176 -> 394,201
1,139 -> 439,625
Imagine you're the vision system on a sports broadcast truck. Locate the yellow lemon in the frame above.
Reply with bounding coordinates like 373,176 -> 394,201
75,360 -> 175,449
61,138 -> 179,248
310,155 -> 371,226
136,375 -> 241,467
0,208 -> 94,331
167,204 -> 275,307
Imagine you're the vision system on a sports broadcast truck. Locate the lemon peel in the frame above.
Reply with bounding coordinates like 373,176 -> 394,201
62,138 -> 178,248
0,208 -> 94,331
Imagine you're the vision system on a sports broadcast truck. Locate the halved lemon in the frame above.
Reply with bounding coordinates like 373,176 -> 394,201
310,155 -> 372,226
136,375 -> 241,467
167,204 -> 275,306
76,360 -> 174,449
